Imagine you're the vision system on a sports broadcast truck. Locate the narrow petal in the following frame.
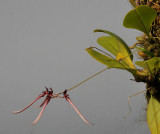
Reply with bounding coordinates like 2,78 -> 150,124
12,95 -> 43,114
39,97 -> 48,107
66,97 -> 94,125
32,99 -> 49,125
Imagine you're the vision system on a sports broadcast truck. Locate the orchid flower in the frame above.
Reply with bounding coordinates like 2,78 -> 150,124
12,88 -> 93,125
12,87 -> 53,125
63,90 -> 94,125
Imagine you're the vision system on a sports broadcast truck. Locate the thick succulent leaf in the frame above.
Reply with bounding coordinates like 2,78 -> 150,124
94,29 -> 133,60
97,36 -> 119,56
123,5 -> 157,36
86,48 -> 129,69
135,57 -> 160,74
147,96 -> 160,134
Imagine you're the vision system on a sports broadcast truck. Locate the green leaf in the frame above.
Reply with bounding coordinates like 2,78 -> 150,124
97,36 -> 136,69
86,48 -> 137,75
116,40 -> 136,69
123,5 -> 157,36
94,29 -> 133,60
147,95 -> 160,134
97,36 -> 119,56
146,57 -> 160,72
86,48 -> 129,69
135,57 -> 160,74
135,61 -> 147,69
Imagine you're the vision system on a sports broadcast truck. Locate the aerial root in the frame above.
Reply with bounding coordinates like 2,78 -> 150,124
124,88 -> 149,119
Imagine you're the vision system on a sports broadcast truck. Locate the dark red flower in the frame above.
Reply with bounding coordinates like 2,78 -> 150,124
12,88 -> 93,125
12,87 -> 53,125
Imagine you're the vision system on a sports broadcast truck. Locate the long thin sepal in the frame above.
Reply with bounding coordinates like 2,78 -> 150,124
66,97 -> 94,125
12,95 -> 42,114
32,99 -> 49,125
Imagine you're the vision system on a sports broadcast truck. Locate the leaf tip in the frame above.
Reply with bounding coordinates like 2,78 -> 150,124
86,47 -> 94,52
94,29 -> 103,33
